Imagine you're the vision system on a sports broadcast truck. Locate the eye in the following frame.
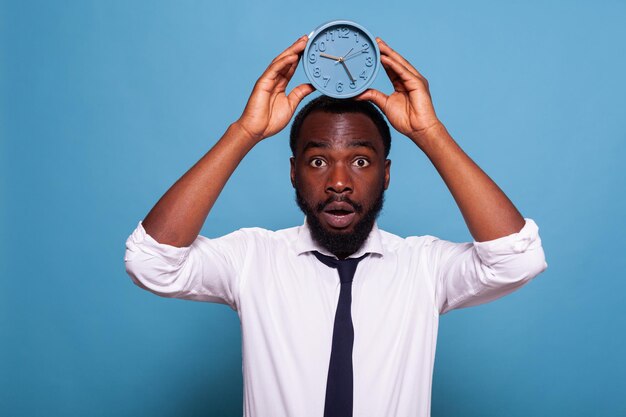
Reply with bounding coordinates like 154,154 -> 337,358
353,158 -> 370,168
310,158 -> 327,168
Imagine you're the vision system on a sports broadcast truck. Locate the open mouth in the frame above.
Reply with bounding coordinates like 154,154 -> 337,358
326,209 -> 353,216
321,201 -> 357,229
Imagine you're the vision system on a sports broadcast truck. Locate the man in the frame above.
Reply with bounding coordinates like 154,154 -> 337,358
125,35 -> 547,417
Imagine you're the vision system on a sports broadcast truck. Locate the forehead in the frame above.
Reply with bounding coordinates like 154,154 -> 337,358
296,111 -> 384,153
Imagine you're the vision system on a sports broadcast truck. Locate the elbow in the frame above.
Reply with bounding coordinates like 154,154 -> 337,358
477,245 -> 548,290
474,218 -> 548,286
529,246 -> 548,278
124,256 -> 154,294
124,245 -> 189,299
492,246 -> 548,286
123,223 -> 194,298
520,243 -> 548,282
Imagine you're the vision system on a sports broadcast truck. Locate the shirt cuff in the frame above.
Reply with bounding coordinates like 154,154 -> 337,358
472,218 -> 543,266
125,221 -> 191,267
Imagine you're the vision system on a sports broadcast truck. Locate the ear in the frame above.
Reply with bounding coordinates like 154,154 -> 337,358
290,157 -> 296,188
384,159 -> 391,190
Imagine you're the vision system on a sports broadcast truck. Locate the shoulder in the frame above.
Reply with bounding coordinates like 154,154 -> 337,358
195,225 -> 302,249
377,227 -> 442,252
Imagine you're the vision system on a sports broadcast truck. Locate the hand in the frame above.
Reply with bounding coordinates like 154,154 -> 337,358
357,38 -> 442,145
235,36 -> 315,143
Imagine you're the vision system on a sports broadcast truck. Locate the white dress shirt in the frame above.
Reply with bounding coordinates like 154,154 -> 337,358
124,218 -> 547,417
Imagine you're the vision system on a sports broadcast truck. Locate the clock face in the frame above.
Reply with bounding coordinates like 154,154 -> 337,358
303,20 -> 380,99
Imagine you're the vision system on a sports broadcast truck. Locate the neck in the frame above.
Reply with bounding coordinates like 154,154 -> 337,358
332,250 -> 353,260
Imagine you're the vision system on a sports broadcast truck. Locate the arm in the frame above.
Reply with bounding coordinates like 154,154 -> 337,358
142,36 -> 314,247
358,38 -> 524,242
360,40 -> 546,313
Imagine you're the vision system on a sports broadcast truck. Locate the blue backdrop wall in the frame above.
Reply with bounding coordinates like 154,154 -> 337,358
2,1 -> 625,416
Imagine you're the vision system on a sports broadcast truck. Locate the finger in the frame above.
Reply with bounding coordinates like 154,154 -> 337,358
355,88 -> 389,111
276,58 -> 300,90
254,56 -> 299,96
376,38 -> 423,80
261,35 -> 308,91
271,35 -> 309,64
380,55 -> 426,92
277,44 -> 301,91
257,53 -> 300,89
381,60 -> 407,93
287,83 -> 315,111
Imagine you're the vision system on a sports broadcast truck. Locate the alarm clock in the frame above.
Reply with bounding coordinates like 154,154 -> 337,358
302,20 -> 381,99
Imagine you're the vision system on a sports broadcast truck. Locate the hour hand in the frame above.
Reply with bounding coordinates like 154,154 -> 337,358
319,52 -> 343,61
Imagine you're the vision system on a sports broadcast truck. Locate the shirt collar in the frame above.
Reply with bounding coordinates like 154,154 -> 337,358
295,217 -> 384,259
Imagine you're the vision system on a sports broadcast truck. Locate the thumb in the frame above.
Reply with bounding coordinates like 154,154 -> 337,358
355,88 -> 388,112
288,83 -> 315,111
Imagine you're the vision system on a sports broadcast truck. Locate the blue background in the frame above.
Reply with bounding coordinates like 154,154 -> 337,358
2,1 -> 625,416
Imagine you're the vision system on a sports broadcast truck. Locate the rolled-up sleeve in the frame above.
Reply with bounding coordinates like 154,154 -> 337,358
124,222 -> 250,310
433,218 -> 548,314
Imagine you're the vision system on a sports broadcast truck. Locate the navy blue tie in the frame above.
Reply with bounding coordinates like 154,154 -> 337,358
314,251 -> 368,417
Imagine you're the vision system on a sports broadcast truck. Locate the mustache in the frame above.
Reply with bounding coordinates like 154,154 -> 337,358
316,195 -> 363,213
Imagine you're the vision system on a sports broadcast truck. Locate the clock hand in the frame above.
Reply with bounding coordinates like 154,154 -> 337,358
319,52 -> 343,61
340,60 -> 356,83
342,50 -> 365,61
327,47 -> 358,68
333,47 -> 355,66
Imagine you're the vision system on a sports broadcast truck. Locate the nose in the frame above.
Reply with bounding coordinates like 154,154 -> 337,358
326,163 -> 353,194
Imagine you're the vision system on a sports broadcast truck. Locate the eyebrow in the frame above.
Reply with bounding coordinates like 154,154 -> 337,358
302,140 -> 379,154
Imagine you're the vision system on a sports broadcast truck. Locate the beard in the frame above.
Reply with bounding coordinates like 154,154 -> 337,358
295,185 -> 385,258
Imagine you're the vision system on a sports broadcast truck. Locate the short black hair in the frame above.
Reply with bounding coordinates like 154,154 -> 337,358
289,96 -> 391,157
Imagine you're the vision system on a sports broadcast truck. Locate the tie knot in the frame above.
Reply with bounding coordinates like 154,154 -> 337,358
313,252 -> 368,284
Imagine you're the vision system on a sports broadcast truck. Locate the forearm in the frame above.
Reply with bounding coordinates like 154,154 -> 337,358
142,122 -> 256,247
414,123 -> 525,242
140,36 -> 312,247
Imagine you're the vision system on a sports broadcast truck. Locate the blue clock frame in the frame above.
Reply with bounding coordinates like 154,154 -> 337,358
303,20 -> 381,99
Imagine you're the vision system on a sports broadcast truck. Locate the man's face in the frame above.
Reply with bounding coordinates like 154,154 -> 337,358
290,111 -> 390,257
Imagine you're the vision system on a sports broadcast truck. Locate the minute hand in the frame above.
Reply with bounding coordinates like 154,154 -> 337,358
342,49 -> 366,61
340,60 -> 355,83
